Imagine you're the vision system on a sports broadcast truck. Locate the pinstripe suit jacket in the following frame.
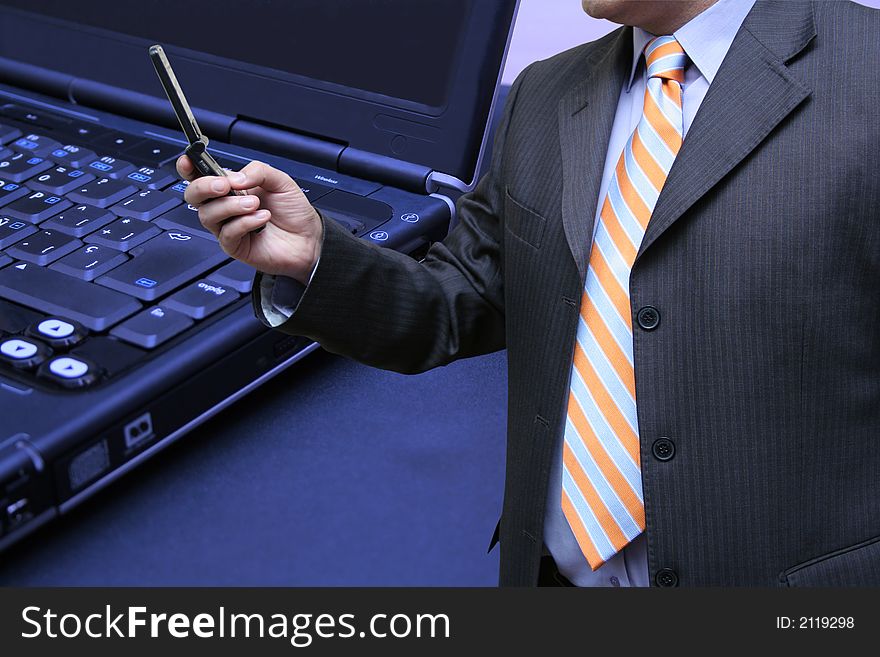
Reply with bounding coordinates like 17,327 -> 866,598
255,0 -> 880,586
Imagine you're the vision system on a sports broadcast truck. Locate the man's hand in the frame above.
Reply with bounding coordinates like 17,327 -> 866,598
177,157 -> 323,285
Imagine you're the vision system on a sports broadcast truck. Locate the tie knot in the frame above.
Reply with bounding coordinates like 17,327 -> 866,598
645,36 -> 686,82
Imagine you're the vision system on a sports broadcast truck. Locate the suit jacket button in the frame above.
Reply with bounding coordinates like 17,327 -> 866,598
655,568 -> 679,587
652,437 -> 675,461
636,306 -> 660,330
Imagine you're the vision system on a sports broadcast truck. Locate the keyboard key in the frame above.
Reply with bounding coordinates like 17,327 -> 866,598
65,122 -> 111,142
50,244 -> 128,281
11,133 -> 63,158
26,317 -> 87,349
162,179 -> 189,199
0,262 -> 142,331
293,177 -> 332,202
96,230 -> 228,301
41,204 -> 115,237
0,216 -> 36,248
154,202 -> 212,239
110,189 -> 180,220
2,190 -> 72,224
208,259 -> 255,293
0,104 -> 72,131
0,254 -> 9,269
0,336 -> 50,370
1,338 -> 37,359
214,156 -> 249,171
125,166 -> 176,190
49,144 -> 97,168
124,139 -> 182,167
0,299 -> 42,334
110,306 -> 193,349
92,132 -> 145,152
5,229 -> 81,265
84,217 -> 161,251
164,279 -> 239,319
66,177 -> 138,208
0,179 -> 30,207
87,155 -> 135,179
0,153 -> 53,183
0,123 -> 22,145
314,190 -> 393,228
28,165 -> 95,195
38,355 -> 100,388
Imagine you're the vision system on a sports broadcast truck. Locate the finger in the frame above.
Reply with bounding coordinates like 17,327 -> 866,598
184,175 -> 235,206
217,210 -> 272,255
176,155 -> 196,181
197,194 -> 261,235
233,160 -> 297,194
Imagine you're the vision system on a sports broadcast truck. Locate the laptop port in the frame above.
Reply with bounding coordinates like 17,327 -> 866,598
124,412 -> 154,449
6,497 -> 30,528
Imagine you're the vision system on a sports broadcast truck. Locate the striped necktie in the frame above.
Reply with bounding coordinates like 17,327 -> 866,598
561,36 -> 687,570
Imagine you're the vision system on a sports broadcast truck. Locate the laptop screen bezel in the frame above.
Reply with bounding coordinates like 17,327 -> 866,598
0,1 -> 519,187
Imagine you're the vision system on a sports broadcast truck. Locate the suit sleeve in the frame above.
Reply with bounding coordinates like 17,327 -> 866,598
250,67 -> 529,374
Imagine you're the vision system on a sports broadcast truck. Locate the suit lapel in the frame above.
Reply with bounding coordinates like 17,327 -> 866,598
636,0 -> 816,260
559,28 -> 632,282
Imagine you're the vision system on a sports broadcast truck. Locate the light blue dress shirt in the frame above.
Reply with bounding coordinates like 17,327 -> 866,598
543,0 -> 756,587
258,0 -> 757,586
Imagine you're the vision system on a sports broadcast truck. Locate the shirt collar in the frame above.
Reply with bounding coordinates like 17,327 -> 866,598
626,0 -> 757,91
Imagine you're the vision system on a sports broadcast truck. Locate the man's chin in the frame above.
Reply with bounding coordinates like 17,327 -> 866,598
581,0 -> 629,23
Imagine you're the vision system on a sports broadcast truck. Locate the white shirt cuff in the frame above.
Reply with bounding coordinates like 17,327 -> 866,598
258,256 -> 321,327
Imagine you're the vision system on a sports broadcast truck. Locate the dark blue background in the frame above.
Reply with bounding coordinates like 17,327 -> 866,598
0,349 -> 508,585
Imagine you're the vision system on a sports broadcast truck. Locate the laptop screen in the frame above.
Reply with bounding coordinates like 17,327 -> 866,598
0,0 -> 518,186
0,0 -> 469,110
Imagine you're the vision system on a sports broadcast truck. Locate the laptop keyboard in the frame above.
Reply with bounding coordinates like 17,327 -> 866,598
0,101 -> 290,391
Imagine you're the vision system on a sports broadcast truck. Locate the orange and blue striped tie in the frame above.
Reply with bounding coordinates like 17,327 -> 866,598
561,36 -> 687,570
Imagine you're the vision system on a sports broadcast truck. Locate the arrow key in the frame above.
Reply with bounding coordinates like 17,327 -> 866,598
26,317 -> 87,349
39,355 -> 100,388
0,336 -> 51,370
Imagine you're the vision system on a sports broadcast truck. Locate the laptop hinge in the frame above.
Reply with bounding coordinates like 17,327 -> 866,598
0,56 -> 235,142
229,118 -> 344,173
70,78 -> 234,142
337,147 -> 432,195
0,56 -> 73,101
230,118 -> 434,194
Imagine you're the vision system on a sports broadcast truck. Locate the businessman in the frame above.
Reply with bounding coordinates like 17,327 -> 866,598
178,0 -> 880,586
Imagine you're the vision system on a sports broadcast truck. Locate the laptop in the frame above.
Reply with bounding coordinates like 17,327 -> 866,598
0,0 -> 518,553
